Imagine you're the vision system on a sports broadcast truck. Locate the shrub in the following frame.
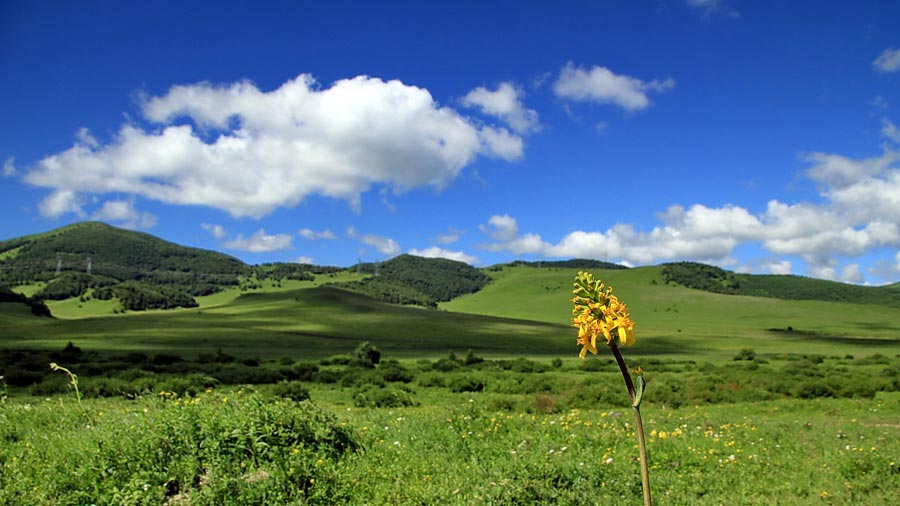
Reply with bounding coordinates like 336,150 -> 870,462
353,341 -> 382,368
273,381 -> 311,402
380,360 -> 414,383
734,348 -> 756,361
462,349 -> 484,366
353,386 -> 417,408
794,380 -> 836,399
152,353 -> 184,366
448,375 -> 486,393
320,354 -> 352,366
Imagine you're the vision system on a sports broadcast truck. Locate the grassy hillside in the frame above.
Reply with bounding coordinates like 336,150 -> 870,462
333,254 -> 490,307
443,264 -> 900,358
661,261 -> 900,307
0,285 -> 572,359
0,221 -> 249,287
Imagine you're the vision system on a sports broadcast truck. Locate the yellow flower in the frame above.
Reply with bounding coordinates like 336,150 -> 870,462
571,272 -> 635,357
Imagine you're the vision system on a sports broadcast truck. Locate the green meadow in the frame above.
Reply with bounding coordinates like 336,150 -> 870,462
3,264 -> 900,360
2,264 -> 900,504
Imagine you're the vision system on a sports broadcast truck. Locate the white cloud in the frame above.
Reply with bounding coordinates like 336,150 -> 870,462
38,190 -> 83,218
480,214 -> 520,242
3,157 -> 15,177
25,74 -> 525,219
295,256 -> 314,265
761,259 -> 793,275
883,119 -> 900,143
462,82 -> 540,134
480,146 -> 900,283
873,47 -> 900,73
839,263 -> 864,284
92,200 -> 157,229
408,246 -> 478,265
435,228 -> 462,245
298,228 -> 337,240
479,126 -> 524,160
347,226 -> 400,256
553,62 -> 674,112
222,229 -> 292,252
202,223 -> 228,239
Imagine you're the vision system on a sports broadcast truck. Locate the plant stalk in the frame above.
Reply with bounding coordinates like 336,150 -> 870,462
609,342 -> 652,506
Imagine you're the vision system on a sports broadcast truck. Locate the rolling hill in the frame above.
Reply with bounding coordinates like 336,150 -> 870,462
1,222 -> 899,361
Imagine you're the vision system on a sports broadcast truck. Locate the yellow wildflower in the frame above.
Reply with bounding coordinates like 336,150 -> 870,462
571,271 -> 635,357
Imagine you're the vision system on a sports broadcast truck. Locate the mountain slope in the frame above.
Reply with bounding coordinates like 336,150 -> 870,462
442,264 -> 900,347
333,254 -> 491,307
0,222 -> 250,302
660,262 -> 900,308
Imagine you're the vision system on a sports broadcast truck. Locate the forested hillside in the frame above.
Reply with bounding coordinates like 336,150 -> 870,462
335,254 -> 491,307
0,222 -> 251,310
661,261 -> 900,308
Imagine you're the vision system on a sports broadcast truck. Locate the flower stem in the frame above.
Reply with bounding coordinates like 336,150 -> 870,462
609,342 -> 652,506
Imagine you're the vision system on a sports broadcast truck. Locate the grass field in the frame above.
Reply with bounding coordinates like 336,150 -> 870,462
2,356 -> 899,505
2,265 -> 900,362
3,265 -> 900,504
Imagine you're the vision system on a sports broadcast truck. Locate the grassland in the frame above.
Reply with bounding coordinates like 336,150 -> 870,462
2,264 -> 900,362
3,264 -> 900,504
444,265 -> 900,359
2,358 -> 899,505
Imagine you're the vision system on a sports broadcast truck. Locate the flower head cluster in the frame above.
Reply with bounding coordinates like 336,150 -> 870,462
571,271 -> 635,358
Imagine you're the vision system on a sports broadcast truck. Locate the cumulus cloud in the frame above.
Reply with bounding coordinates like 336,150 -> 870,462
38,190 -> 83,218
3,157 -> 15,177
553,62 -> 674,112
435,228 -> 462,245
462,82 -> 540,134
222,229 -> 292,252
347,226 -> 400,256
408,246 -> 478,265
92,200 -> 157,229
25,74 -> 525,219
480,147 -> 900,283
295,256 -> 315,265
298,228 -> 337,240
873,48 -> 900,73
883,119 -> 900,144
202,223 -> 228,239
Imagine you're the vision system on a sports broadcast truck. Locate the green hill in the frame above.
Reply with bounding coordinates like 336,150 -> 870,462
660,261 -> 900,308
334,254 -> 490,307
442,263 -> 900,357
0,285 -> 572,358
0,221 -> 249,289
0,222 -> 254,311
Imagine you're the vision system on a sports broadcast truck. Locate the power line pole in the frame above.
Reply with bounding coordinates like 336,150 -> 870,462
86,257 -> 92,275
55,254 -> 61,275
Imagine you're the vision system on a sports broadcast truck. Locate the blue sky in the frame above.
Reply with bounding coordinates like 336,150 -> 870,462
3,1 -> 900,284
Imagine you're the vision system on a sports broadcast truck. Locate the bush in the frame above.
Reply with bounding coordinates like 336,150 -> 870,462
353,386 -> 417,408
152,353 -> 184,366
794,380 -> 836,399
734,348 -> 756,361
320,354 -> 352,366
448,375 -> 486,393
273,381 -> 311,402
462,349 -> 484,366
380,360 -> 414,383
353,341 -> 382,368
